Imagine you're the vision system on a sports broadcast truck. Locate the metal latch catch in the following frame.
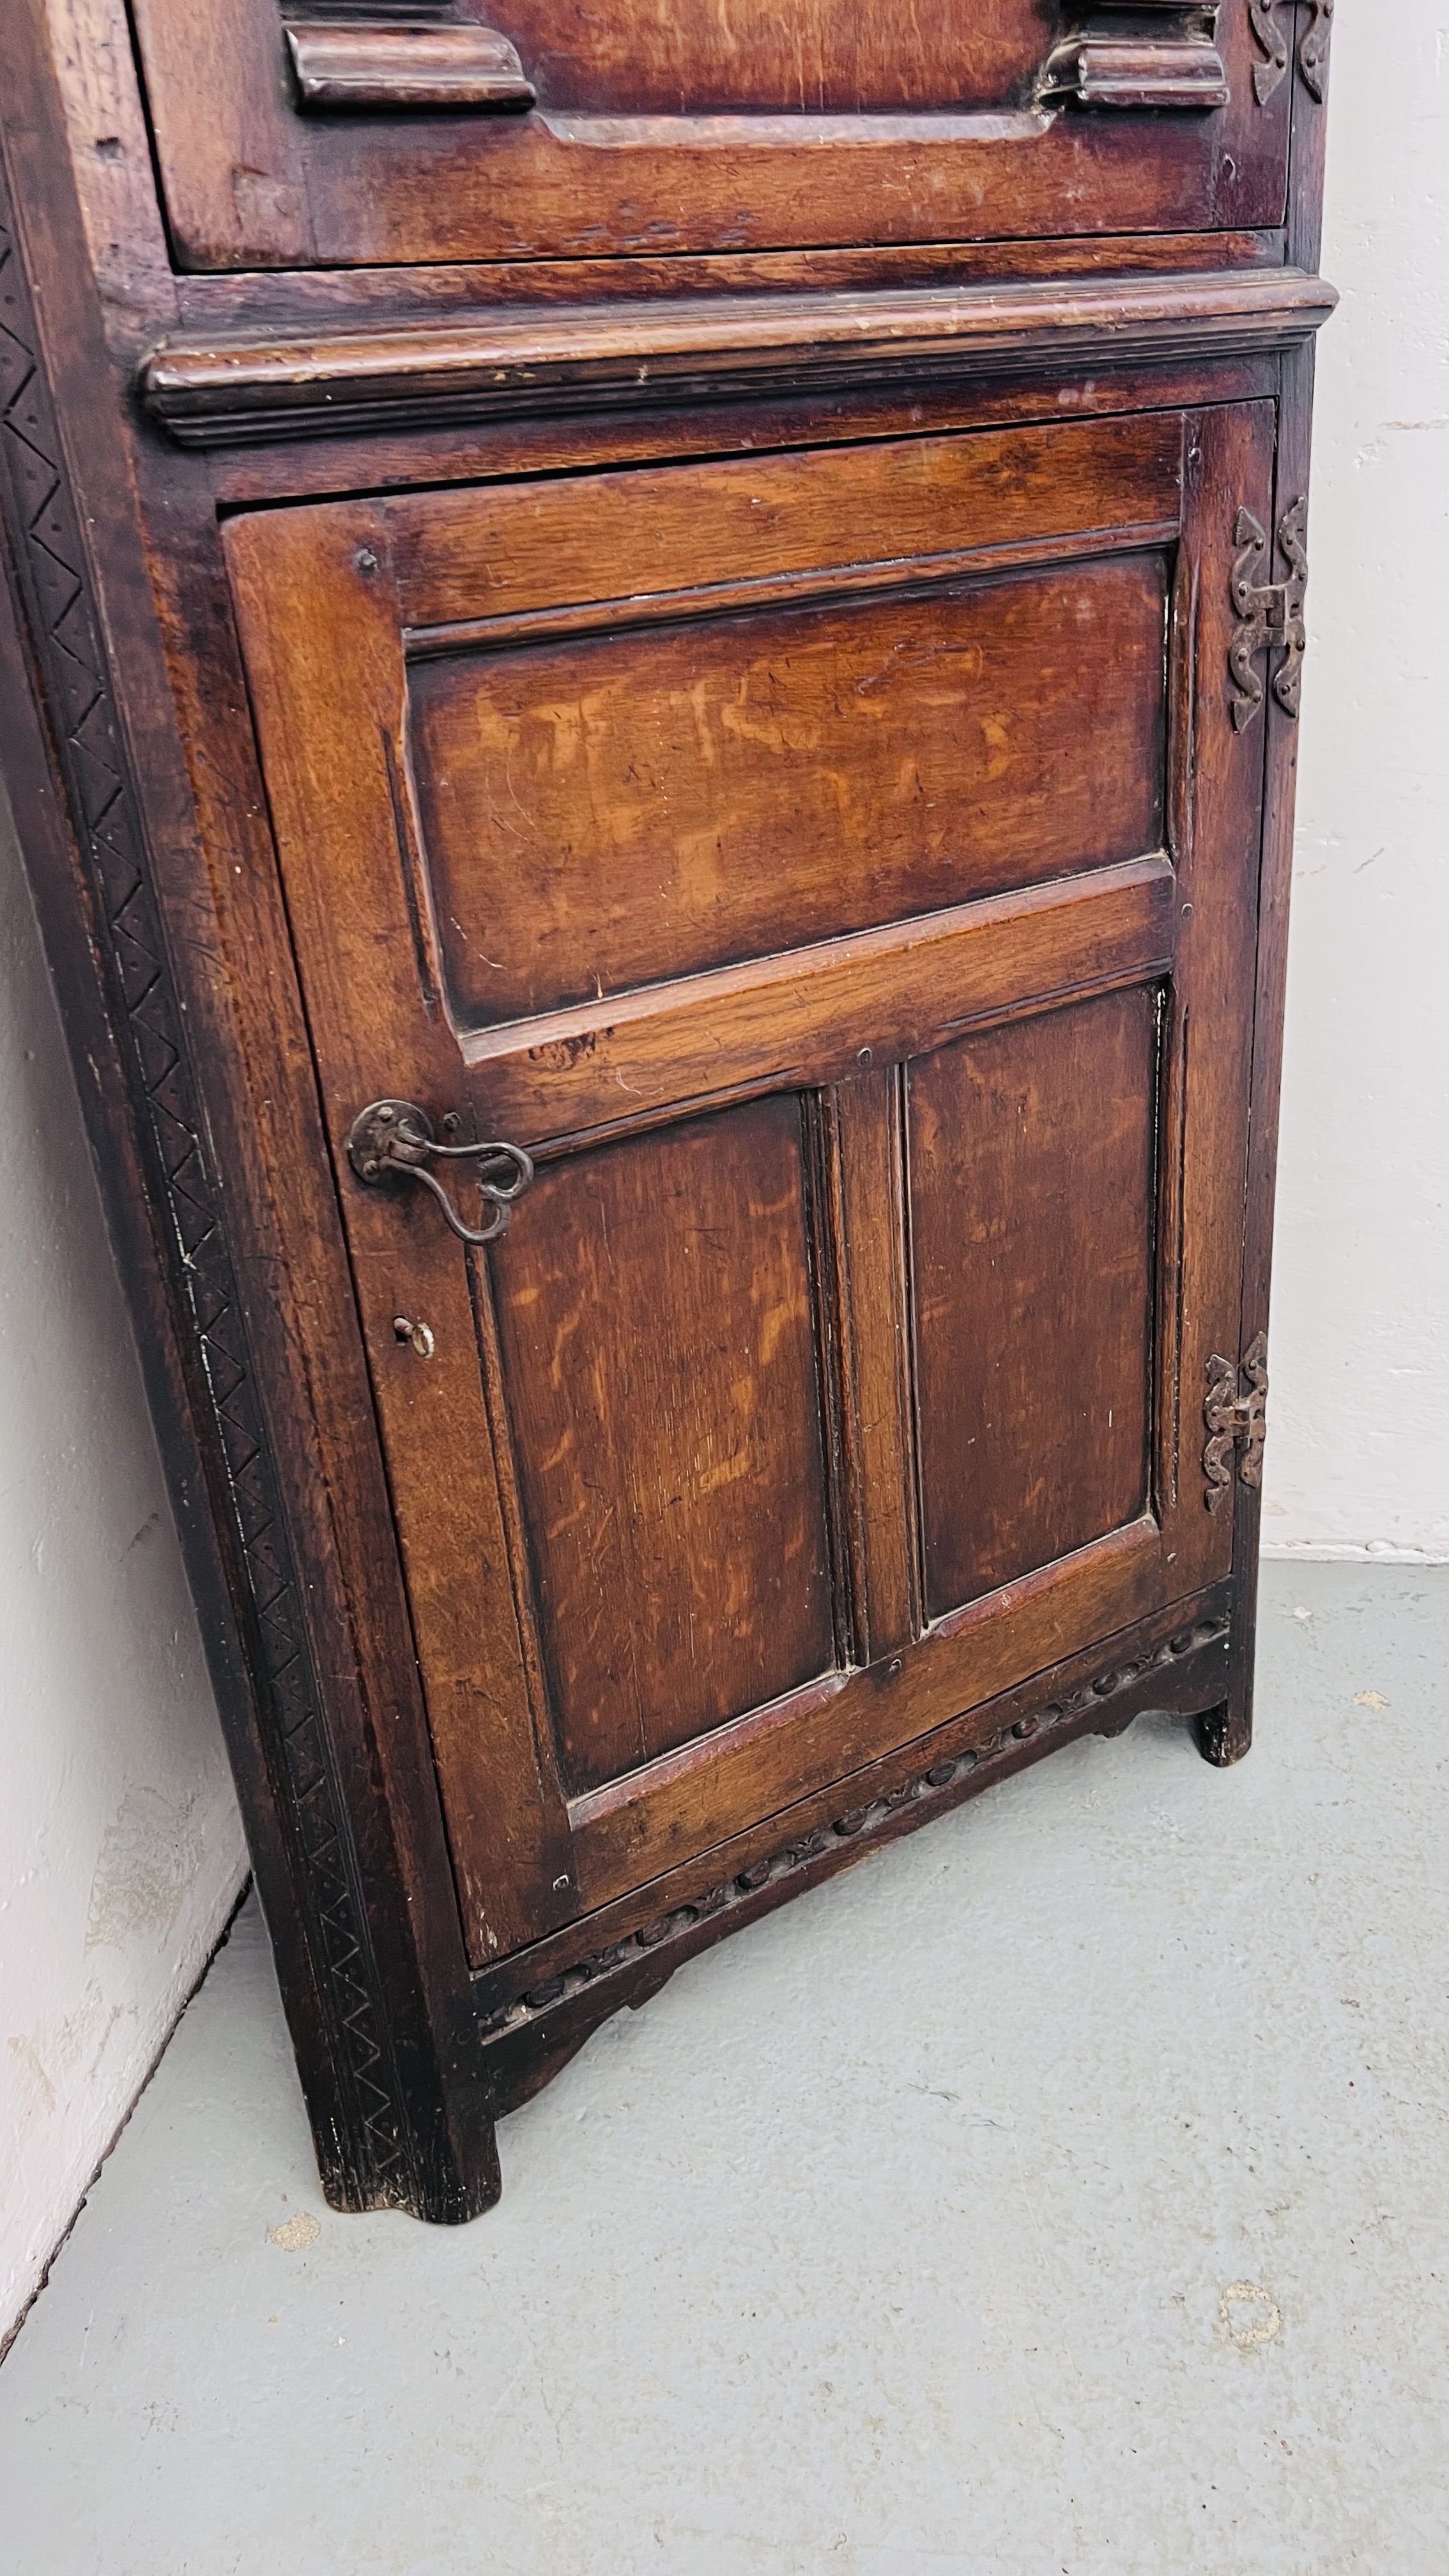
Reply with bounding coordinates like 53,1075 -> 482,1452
346,1099 -> 534,1245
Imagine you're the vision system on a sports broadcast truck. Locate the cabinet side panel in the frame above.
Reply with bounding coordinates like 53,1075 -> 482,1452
0,120 -> 496,2220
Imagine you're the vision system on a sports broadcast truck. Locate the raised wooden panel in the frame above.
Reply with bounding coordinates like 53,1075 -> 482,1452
408,554 -> 1169,1029
910,985 -> 1160,1618
484,0 -> 1048,115
488,1095 -> 838,1793
569,1516 -> 1167,1907
128,0 -> 1292,270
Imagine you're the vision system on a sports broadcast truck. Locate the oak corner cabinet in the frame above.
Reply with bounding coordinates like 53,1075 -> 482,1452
1,0 -> 1333,2221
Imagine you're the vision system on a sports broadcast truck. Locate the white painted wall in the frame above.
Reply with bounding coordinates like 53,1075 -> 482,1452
1262,0 -> 1449,1561
0,779 -> 247,2349
0,0 -> 1443,2352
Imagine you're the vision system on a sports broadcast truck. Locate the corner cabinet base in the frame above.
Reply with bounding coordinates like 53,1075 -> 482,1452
477,1593 -> 1238,2129
326,1583 -> 1241,2216
2,0 -> 1329,2225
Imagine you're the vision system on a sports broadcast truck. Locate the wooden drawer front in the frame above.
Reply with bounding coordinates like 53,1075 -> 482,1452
224,402 -> 1270,1967
131,0 -> 1292,270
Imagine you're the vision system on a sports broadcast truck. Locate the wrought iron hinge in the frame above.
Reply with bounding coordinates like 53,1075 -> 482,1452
1247,0 -> 1333,105
1204,1331 -> 1269,1512
1229,496 -> 1308,732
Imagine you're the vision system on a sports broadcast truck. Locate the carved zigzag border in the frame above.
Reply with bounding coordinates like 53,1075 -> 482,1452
0,162 -> 413,2206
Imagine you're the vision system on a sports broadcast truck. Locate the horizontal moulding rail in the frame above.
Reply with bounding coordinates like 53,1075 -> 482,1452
142,265 -> 1337,448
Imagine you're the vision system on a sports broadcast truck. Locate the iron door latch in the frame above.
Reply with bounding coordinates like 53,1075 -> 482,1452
347,1099 -> 534,1245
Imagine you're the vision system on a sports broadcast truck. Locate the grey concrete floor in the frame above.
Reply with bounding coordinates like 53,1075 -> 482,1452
3,1562 -> 1448,2575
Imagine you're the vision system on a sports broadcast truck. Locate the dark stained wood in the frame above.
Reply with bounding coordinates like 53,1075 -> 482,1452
222,412 -> 1186,1149
480,1567 -> 1230,2020
1044,15 -> 1229,114
484,857 -> 1177,1183
1,0 -> 1333,2217
457,0 -> 1052,114
1202,59 -> 1333,1771
1163,397 -> 1281,1611
218,387 -> 1268,1967
128,0 -> 1294,270
910,986 -> 1160,1617
142,268 -> 1335,445
202,353 -> 1285,516
389,410 -> 1183,626
0,17 -> 505,2221
829,1070 -> 919,1660
286,23 -> 535,112
171,229 -> 1290,340
568,1515 -> 1168,1908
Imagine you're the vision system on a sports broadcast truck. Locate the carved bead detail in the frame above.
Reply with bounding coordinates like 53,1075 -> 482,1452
478,1618 -> 1232,2041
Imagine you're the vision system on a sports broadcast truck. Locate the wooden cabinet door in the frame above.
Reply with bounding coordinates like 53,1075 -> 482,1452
224,398 -> 1270,1967
131,0 -> 1292,268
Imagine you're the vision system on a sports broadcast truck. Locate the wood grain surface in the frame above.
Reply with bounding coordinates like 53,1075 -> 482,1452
410,553 -> 1169,1026
128,0 -> 1294,269
142,269 -> 1335,443
910,987 -> 1159,1616
220,396 -> 1269,1963
488,1096 -> 838,1792
1,0 -> 1333,2210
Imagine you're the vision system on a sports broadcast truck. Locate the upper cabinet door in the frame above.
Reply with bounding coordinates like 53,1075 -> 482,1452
130,0 -> 1294,270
